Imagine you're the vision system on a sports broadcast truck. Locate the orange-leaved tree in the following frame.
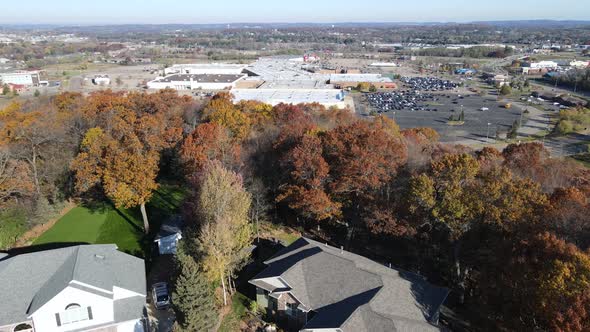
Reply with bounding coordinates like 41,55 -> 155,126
0,100 -> 67,196
277,133 -> 341,222
180,122 -> 241,176
71,90 -> 186,233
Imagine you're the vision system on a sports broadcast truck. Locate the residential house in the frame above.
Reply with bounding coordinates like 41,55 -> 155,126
0,244 -> 146,332
249,238 -> 449,332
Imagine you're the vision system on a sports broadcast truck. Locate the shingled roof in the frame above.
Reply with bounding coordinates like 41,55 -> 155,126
0,244 -> 146,326
250,238 -> 449,332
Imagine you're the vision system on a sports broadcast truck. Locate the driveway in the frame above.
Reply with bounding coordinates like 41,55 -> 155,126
146,254 -> 177,332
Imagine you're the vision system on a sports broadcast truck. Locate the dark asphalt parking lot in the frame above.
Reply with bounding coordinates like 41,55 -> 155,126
365,92 -> 523,143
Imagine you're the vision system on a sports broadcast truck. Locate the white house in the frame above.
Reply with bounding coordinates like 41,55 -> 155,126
154,216 -> 183,255
0,244 -> 146,332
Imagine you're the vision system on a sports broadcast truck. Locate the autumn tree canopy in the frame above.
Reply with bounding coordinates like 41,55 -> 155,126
71,90 -> 187,233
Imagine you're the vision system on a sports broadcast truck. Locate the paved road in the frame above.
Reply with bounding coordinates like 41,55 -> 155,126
147,255 -> 176,332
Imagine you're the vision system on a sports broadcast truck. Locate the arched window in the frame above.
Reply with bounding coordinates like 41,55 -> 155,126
57,304 -> 90,326
65,303 -> 81,310
13,323 -> 33,332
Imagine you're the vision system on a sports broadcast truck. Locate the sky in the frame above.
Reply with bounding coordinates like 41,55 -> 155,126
0,0 -> 588,25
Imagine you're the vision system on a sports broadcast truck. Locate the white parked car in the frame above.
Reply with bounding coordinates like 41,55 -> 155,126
480,107 -> 489,111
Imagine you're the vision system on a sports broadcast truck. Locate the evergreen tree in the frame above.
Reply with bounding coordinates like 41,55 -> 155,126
459,110 -> 465,121
507,120 -> 519,139
172,250 -> 218,332
500,84 -> 512,96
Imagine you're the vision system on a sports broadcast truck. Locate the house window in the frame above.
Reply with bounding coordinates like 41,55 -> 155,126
285,302 -> 298,317
12,323 -> 33,332
56,305 -> 92,326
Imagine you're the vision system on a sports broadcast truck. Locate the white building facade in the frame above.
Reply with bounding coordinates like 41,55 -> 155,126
0,245 -> 146,332
147,74 -> 246,91
164,63 -> 247,76
0,71 -> 40,86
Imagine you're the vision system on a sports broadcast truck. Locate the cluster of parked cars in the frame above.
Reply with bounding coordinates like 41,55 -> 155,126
366,90 -> 443,112
400,76 -> 459,91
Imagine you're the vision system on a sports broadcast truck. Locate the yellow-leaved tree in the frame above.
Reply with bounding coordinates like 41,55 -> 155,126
195,162 -> 252,306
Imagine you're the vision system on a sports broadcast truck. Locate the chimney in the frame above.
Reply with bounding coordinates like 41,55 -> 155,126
340,246 -> 344,254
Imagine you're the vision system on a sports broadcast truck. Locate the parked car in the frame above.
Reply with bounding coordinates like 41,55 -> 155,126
152,282 -> 171,310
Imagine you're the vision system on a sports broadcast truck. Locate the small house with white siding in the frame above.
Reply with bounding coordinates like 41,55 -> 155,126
154,216 -> 183,255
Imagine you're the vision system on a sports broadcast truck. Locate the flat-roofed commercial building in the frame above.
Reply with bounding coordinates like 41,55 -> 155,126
147,73 -> 247,90
164,63 -> 248,76
231,88 -> 348,108
0,71 -> 40,86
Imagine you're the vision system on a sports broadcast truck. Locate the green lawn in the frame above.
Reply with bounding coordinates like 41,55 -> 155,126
218,292 -> 250,332
0,208 -> 27,250
33,184 -> 188,257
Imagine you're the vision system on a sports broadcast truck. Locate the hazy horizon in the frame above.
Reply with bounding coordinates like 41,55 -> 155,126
0,0 -> 588,25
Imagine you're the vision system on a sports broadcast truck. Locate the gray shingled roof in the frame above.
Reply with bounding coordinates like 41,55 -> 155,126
0,244 -> 146,326
155,215 -> 183,241
250,238 -> 449,332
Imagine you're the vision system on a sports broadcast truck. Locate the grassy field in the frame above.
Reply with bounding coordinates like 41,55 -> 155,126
33,184 -> 187,257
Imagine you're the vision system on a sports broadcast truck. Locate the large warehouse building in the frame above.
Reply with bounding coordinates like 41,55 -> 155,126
231,89 -> 348,108
147,73 -> 247,90
0,71 -> 40,86
164,63 -> 247,76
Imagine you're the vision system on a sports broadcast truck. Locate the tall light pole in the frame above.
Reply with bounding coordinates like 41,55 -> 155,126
486,122 -> 492,140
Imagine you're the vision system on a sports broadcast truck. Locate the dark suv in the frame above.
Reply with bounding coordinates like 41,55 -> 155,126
152,282 -> 171,310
